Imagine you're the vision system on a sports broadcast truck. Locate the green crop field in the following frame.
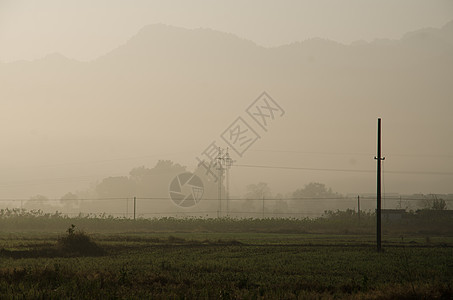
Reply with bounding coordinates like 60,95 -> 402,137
1,233 -> 452,298
0,211 -> 452,299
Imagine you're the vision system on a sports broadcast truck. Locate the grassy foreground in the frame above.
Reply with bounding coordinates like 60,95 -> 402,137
0,229 -> 452,299
0,210 -> 452,298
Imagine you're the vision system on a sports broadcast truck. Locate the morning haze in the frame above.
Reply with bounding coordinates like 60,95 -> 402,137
1,20 -> 453,200
0,2 -> 452,210
1,2 -> 453,298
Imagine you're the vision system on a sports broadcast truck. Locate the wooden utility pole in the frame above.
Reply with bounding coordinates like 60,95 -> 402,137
134,196 -> 136,220
357,195 -> 361,223
374,118 -> 385,252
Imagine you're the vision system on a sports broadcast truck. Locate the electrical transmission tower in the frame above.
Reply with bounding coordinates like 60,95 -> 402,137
215,147 -> 224,217
224,148 -> 234,216
215,147 -> 234,218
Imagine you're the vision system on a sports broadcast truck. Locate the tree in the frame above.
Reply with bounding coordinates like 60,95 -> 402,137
291,182 -> 341,213
96,176 -> 134,198
130,160 -> 186,178
273,193 -> 289,214
244,182 -> 272,200
421,194 -> 447,210
60,192 -> 80,210
242,182 -> 272,212
25,194 -> 52,212
432,197 -> 447,210
129,160 -> 187,197
292,182 -> 337,199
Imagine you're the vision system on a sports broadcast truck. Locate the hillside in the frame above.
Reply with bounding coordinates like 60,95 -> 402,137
0,21 -> 452,198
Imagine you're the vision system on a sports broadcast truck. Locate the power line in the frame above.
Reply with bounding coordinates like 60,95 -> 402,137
1,196 -> 451,202
251,149 -> 453,158
0,151 -> 193,171
234,164 -> 453,176
0,176 -> 103,187
251,149 -> 373,156
236,164 -> 374,173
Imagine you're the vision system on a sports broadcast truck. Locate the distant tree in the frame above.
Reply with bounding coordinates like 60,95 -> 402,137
129,166 -> 150,179
91,160 -> 189,200
29,194 -> 49,202
129,161 -> 186,178
60,192 -> 79,209
154,160 -> 185,170
241,182 -> 272,213
193,164 -> 222,213
272,193 -> 288,214
291,182 -> 341,213
129,160 -> 187,197
292,182 -> 338,199
273,194 -> 289,214
432,197 -> 447,210
25,194 -> 51,211
421,194 -> 447,210
244,182 -> 272,200
130,161 -> 185,179
96,176 -> 134,198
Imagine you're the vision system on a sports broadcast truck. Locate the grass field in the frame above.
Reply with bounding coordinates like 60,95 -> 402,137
0,210 -> 452,298
1,228 -> 452,299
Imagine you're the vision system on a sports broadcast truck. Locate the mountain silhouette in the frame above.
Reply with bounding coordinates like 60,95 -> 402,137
0,21 -> 452,197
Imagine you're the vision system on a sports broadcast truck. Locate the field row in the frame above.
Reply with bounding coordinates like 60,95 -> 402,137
0,231 -> 452,298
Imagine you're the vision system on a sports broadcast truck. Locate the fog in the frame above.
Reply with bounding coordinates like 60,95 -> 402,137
0,1 -> 452,216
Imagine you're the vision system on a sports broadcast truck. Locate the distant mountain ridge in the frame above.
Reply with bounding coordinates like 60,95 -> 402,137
402,20 -> 453,45
3,20 -> 452,65
0,20 -> 452,197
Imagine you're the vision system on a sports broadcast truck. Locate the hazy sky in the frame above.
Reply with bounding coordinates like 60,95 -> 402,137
1,0 -> 452,62
0,0 -> 452,204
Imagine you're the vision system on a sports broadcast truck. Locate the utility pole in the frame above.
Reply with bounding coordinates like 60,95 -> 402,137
374,118 -> 385,252
357,195 -> 361,223
134,196 -> 136,220
216,147 -> 224,218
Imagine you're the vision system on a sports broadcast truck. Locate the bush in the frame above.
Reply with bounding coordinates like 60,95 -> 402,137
57,224 -> 104,256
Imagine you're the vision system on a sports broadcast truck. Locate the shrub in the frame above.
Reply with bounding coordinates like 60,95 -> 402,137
57,224 -> 104,256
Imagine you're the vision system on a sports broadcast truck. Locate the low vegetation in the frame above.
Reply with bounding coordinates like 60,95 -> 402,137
0,209 -> 451,297
0,230 -> 451,298
0,208 -> 451,236
56,224 -> 104,256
